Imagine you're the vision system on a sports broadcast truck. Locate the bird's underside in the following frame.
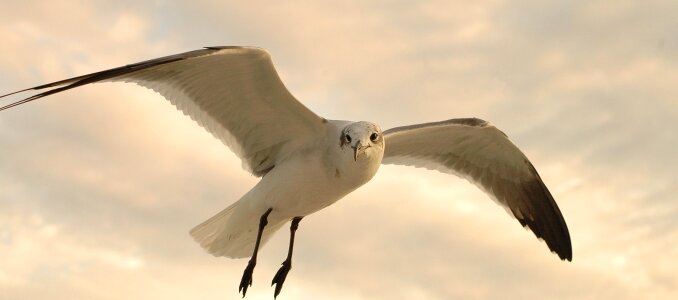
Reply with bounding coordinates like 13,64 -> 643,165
1,46 -> 572,298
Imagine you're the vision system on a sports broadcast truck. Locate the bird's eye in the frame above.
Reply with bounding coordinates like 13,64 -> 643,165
370,132 -> 378,142
345,134 -> 352,143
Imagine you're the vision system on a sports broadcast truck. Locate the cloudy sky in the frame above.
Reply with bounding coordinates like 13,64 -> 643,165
1,1 -> 677,299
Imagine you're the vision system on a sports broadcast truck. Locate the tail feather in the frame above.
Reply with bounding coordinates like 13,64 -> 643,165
190,202 -> 237,252
190,202 -> 286,258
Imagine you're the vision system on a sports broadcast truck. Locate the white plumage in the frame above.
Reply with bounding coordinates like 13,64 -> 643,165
1,46 -> 572,297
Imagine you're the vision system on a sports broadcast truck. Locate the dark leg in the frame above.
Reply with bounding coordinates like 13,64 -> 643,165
271,217 -> 303,298
239,207 -> 273,297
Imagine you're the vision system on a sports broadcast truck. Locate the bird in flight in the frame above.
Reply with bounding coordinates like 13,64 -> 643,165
1,46 -> 572,298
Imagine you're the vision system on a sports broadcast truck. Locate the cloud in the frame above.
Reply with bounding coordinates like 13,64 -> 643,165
1,0 -> 677,299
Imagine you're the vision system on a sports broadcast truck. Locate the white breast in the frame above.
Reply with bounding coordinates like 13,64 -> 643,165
248,122 -> 384,219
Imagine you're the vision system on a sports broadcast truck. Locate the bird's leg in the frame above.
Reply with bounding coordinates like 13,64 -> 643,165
271,216 -> 303,298
239,207 -> 273,297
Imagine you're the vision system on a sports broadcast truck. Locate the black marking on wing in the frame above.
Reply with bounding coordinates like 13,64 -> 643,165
0,46 -> 250,111
383,117 -> 490,135
383,118 -> 572,261
503,162 -> 572,261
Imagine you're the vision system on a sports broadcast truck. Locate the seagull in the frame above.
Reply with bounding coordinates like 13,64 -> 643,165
1,46 -> 572,298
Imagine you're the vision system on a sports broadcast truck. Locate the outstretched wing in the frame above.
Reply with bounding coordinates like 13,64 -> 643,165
1,46 -> 325,176
382,118 -> 572,261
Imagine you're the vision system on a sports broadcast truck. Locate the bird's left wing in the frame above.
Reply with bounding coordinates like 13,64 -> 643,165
1,46 -> 325,176
382,118 -> 572,261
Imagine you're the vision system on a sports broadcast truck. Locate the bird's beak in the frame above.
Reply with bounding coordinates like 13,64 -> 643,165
353,143 -> 369,161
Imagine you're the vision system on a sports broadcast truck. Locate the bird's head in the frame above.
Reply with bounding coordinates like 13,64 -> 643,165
340,121 -> 384,162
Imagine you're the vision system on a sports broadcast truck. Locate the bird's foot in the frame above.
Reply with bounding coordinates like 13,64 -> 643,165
239,259 -> 256,297
271,260 -> 292,298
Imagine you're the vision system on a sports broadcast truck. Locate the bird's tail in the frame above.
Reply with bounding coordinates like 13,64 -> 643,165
190,201 -> 286,258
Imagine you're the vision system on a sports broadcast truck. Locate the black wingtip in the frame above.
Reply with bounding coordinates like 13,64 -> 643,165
553,245 -> 573,261
0,88 -> 33,99
550,224 -> 572,262
561,247 -> 573,262
0,94 -> 39,111
1,47 -> 233,112
0,82 -> 84,112
203,46 -> 242,50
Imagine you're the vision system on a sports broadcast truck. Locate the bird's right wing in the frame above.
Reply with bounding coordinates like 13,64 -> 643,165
1,47 -> 325,176
382,118 -> 572,261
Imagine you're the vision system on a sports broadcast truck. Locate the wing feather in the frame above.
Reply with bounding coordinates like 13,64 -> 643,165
382,118 -> 572,261
1,46 -> 324,176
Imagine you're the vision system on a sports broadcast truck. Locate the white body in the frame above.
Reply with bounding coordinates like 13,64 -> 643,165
190,120 -> 384,258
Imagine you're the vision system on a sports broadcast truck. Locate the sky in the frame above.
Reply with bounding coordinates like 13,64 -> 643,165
0,0 -> 677,299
